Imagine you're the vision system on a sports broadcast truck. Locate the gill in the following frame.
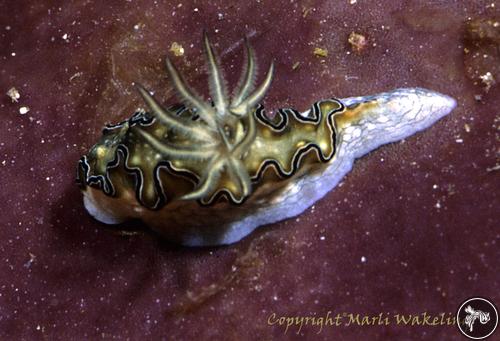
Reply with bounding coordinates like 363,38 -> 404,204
133,32 -> 274,203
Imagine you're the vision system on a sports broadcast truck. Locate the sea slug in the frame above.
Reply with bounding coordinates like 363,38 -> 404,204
77,33 -> 456,246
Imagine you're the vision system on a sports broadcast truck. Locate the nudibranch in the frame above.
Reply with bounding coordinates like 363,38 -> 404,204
77,33 -> 456,246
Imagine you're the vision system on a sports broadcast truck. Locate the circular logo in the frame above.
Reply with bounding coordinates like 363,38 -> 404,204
457,297 -> 498,339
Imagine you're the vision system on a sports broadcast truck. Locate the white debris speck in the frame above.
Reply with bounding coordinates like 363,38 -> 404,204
7,87 -> 20,102
169,42 -> 184,56
319,235 -> 325,241
455,138 -> 463,143
11,52 -> 16,56
62,33 -> 69,41
350,0 -> 357,4
133,23 -> 145,30
69,72 -> 83,82
24,253 -> 36,268
19,106 -> 30,115
361,256 -> 367,263
194,8 -> 199,12
479,71 -> 495,91
435,201 -> 441,209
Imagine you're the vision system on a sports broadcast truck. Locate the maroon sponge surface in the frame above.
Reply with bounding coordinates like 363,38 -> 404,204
0,1 -> 498,339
